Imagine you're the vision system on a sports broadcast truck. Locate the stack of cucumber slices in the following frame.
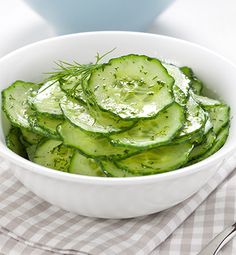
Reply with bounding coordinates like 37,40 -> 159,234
2,54 -> 230,177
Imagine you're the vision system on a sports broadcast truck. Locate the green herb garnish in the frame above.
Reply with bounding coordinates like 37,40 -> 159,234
45,48 -> 116,119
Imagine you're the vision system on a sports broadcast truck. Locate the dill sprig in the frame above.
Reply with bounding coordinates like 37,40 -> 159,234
45,48 -> 116,119
46,48 -> 115,84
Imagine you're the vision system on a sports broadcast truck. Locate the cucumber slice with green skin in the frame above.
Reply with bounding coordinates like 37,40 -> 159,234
180,66 -> 203,95
100,160 -> 136,177
28,114 -> 60,139
191,93 -> 222,108
180,66 -> 193,78
88,54 -> 174,119
26,144 -> 37,161
69,151 -> 105,176
21,128 -> 43,145
57,121 -> 137,159
20,135 -> 31,148
117,143 -> 193,175
189,114 -> 214,145
163,63 -> 190,106
172,86 -> 187,107
1,80 -> 54,139
192,93 -> 229,135
59,77 -> 86,103
110,103 -> 185,149
183,112 -> 212,145
188,125 -> 229,164
176,96 -> 206,140
208,105 -> 230,134
189,113 -> 213,145
6,127 -> 27,158
188,130 -> 216,161
191,80 -> 203,95
2,80 -> 39,129
60,96 -> 134,135
33,139 -> 74,172
30,81 -> 65,117
35,114 -> 62,138
204,114 -> 213,135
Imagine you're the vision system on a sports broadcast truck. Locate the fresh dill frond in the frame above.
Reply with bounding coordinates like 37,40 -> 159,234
44,48 -> 116,120
47,47 -> 116,82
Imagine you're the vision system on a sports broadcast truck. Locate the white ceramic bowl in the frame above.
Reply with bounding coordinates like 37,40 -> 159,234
0,32 -> 236,219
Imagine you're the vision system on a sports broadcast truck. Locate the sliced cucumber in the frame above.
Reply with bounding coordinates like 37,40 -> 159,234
173,86 -> 187,107
33,139 -> 74,172
57,121 -> 137,159
30,81 -> 65,117
21,128 -> 43,145
208,105 -> 230,134
19,135 -> 31,148
28,114 -> 56,138
60,96 -> 134,135
1,80 -> 55,138
204,114 -> 213,135
117,143 -> 193,175
100,160 -> 136,177
176,96 -> 206,139
69,151 -> 105,176
163,63 -> 190,106
26,144 -> 37,161
88,54 -> 174,119
188,113 -> 213,144
191,93 -> 222,108
189,125 -> 229,164
188,130 -> 216,161
179,66 -> 193,77
180,66 -> 203,95
2,80 -> 39,129
2,55 -> 230,177
110,103 -> 184,148
191,80 -> 203,95
59,76 -> 86,102
6,127 -> 27,158
34,114 -> 62,138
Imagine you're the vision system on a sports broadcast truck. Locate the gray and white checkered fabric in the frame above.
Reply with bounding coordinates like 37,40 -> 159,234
0,153 -> 236,255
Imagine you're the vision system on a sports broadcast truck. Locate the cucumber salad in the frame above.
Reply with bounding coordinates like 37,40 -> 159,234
2,54 -> 230,177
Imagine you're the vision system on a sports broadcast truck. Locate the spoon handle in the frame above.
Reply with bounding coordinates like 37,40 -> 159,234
198,223 -> 236,255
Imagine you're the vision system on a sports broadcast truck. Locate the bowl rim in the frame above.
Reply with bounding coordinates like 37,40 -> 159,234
0,31 -> 235,185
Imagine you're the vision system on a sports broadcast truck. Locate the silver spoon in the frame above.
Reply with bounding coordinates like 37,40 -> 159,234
198,222 -> 236,255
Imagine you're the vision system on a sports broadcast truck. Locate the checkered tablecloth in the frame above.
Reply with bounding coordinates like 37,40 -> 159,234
0,153 -> 236,255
